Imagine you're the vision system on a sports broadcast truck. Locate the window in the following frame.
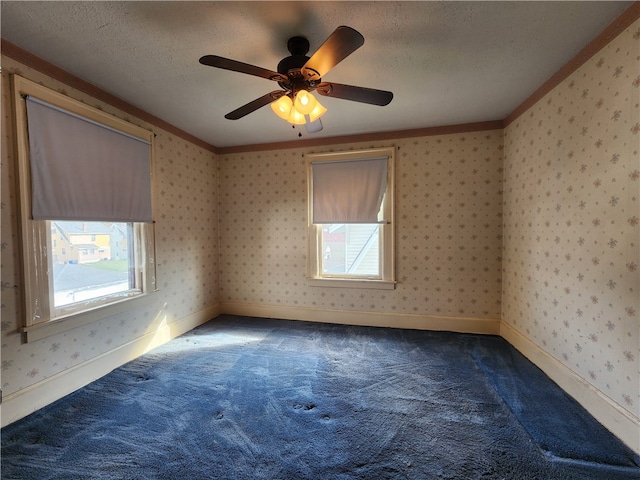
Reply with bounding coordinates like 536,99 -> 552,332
50,221 -> 142,310
307,147 -> 395,289
12,75 -> 156,341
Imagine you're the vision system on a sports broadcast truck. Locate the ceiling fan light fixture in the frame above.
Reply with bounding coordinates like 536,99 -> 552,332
287,105 -> 307,125
270,95 -> 293,120
307,100 -> 327,123
277,92 -> 327,126
293,90 -> 317,115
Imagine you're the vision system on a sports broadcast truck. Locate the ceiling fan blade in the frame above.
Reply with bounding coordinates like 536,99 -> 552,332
315,82 -> 393,106
199,55 -> 287,83
301,26 -> 364,81
224,91 -> 286,120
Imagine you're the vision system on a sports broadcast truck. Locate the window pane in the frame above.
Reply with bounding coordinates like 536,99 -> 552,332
321,224 -> 380,276
51,221 -> 133,308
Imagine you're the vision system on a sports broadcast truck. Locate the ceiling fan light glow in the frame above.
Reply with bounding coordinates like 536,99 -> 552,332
293,90 -> 317,115
271,90 -> 327,127
270,95 -> 293,120
307,100 -> 327,122
287,106 -> 307,125
286,98 -> 327,126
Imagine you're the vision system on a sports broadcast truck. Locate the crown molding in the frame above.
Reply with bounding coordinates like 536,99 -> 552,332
504,2 -> 640,127
215,121 -> 505,155
1,39 -> 217,154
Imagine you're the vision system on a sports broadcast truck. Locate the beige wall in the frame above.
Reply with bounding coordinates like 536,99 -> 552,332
218,132 -> 504,327
1,56 -> 220,420
502,20 -> 639,422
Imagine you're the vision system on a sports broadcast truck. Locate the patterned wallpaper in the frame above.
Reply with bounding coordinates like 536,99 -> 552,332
218,132 -> 504,319
0,57 -> 219,397
502,20 -> 639,418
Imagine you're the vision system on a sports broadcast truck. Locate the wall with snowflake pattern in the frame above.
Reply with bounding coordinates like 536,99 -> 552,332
1,56 -> 219,402
217,133 -> 504,319
502,20 -> 639,419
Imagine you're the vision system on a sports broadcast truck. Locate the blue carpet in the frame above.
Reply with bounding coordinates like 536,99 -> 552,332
2,315 -> 639,479
467,335 -> 638,469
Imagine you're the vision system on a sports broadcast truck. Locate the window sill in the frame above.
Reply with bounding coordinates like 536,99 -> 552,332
307,278 -> 396,290
20,292 -> 157,343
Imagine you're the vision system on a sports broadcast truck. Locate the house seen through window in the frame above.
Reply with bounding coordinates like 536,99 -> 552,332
50,221 -> 134,308
321,224 -> 381,276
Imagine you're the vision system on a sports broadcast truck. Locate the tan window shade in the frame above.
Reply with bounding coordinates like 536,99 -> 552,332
312,156 -> 388,224
26,96 -> 152,223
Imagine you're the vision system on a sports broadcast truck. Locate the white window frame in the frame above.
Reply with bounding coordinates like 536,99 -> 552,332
12,75 -> 157,342
306,147 -> 396,290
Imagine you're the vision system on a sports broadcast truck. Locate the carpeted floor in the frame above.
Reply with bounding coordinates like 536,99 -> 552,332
2,315 -> 639,479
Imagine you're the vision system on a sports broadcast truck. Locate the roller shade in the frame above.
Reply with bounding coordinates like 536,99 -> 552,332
312,156 -> 388,224
26,96 -> 152,222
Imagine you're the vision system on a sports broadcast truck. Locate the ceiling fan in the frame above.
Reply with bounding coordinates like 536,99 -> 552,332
199,26 -> 393,131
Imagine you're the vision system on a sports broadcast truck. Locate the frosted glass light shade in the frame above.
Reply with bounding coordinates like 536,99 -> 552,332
271,95 -> 293,120
287,107 -> 307,125
308,100 -> 327,122
294,90 -> 317,115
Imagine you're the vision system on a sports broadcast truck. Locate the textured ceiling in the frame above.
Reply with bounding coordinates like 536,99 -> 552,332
1,1 -> 634,148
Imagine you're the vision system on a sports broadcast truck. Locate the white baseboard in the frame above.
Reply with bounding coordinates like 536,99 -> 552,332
500,321 -> 640,455
220,302 -> 501,335
1,303 -> 220,428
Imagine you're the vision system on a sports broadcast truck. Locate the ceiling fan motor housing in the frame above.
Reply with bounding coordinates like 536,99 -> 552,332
277,36 -> 319,93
